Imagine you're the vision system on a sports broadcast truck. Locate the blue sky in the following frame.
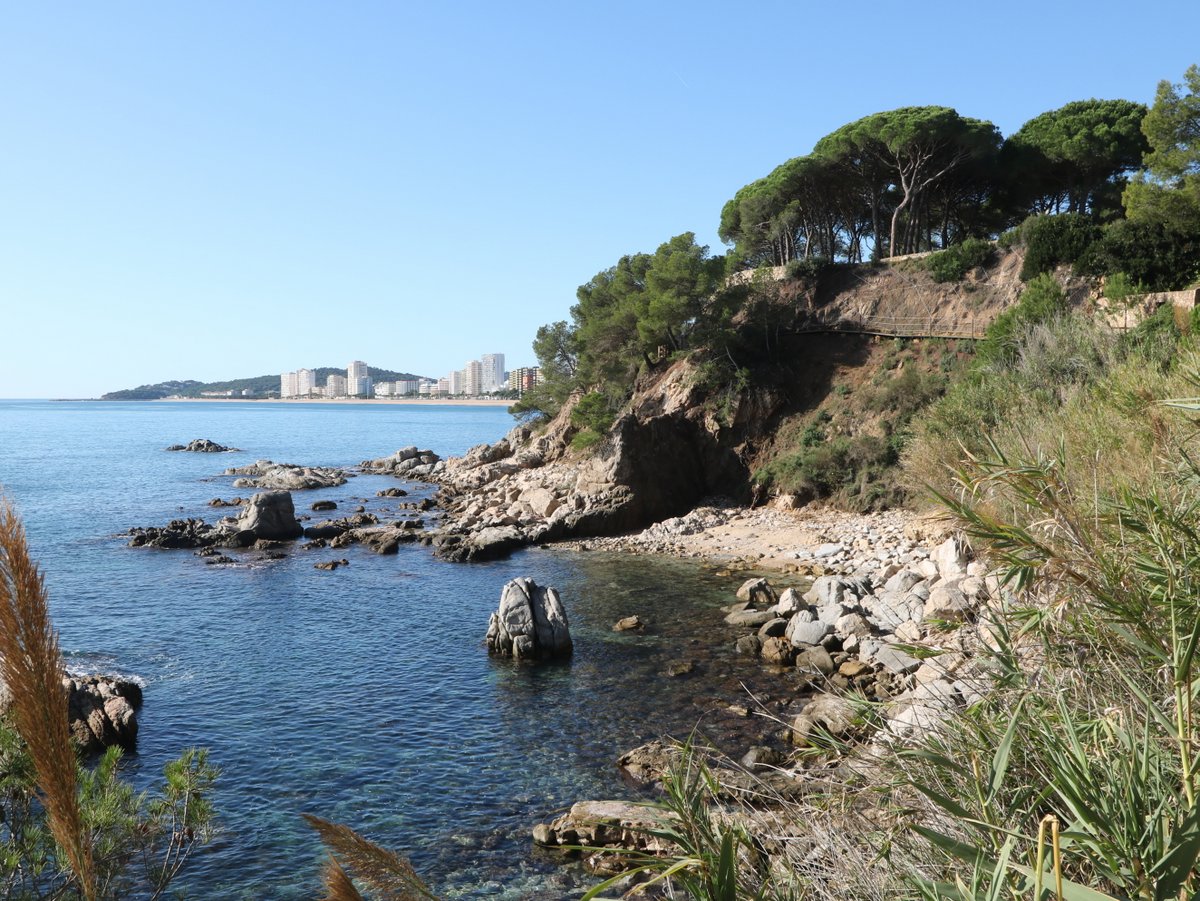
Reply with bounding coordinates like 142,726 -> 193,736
1,1 -> 1197,397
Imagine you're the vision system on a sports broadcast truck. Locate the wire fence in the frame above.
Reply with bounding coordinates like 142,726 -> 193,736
794,312 -> 987,340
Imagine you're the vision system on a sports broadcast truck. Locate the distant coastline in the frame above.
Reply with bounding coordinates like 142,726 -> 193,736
149,396 -> 512,407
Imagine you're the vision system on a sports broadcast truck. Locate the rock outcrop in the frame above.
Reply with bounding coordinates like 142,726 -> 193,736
422,362 -> 759,561
236,491 -> 303,541
129,491 -> 305,549
1,670 -> 142,754
360,447 -> 443,479
485,577 -> 573,660
225,460 -> 349,490
167,438 -> 238,452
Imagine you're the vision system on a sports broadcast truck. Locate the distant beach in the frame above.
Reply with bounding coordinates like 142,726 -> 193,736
152,396 -> 513,407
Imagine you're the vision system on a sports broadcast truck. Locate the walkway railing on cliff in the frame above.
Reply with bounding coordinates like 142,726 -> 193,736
794,312 -> 988,340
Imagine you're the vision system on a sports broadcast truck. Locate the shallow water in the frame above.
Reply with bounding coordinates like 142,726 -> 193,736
0,400 -> 789,898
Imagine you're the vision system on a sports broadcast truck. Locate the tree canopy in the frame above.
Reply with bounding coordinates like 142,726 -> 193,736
1008,99 -> 1149,218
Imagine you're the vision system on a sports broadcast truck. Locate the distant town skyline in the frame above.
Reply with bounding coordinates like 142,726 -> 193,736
2,3 -> 1197,397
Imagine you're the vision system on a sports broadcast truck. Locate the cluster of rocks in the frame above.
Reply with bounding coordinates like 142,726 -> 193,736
532,533 -> 1002,879
301,513 -> 427,555
128,490 -> 304,549
166,438 -> 238,453
1,670 -> 142,754
224,460 -> 349,491
359,447 -> 443,479
724,534 -> 996,743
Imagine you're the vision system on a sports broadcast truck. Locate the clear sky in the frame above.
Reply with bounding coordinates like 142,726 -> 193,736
1,1 -> 1197,398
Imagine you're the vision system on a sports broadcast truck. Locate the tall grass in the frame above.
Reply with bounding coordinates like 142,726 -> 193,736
894,437 -> 1200,900
0,498 -> 217,899
0,499 -> 96,899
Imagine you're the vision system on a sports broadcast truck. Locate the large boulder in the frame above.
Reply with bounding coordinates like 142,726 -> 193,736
486,577 -> 573,660
61,674 -> 143,753
236,491 -> 303,541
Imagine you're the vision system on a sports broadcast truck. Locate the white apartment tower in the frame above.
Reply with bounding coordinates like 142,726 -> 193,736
480,353 -> 505,394
296,368 -> 316,397
463,359 -> 483,396
280,371 -> 299,398
347,360 -> 372,397
325,373 -> 347,397
448,370 -> 463,396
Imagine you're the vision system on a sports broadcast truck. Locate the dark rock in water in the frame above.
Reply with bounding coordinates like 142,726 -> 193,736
207,497 -> 243,507
204,554 -> 235,565
235,491 -> 303,541
314,559 -> 350,571
311,500 -> 338,511
436,525 -> 524,562
486,577 -> 572,660
127,518 -> 220,549
376,487 -> 408,498
61,674 -> 142,754
613,615 -> 645,632
661,660 -> 696,678
167,438 -> 238,453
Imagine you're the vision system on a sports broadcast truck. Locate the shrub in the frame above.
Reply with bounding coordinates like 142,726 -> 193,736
784,257 -> 831,282
570,391 -> 615,435
975,273 -> 1068,365
1018,213 -> 1100,280
1083,216 -> 1200,290
924,238 -> 996,283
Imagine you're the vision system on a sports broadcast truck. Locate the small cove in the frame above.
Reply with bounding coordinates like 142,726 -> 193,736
0,400 -> 797,898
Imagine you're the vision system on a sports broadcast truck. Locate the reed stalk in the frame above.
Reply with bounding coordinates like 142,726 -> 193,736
0,499 -> 96,899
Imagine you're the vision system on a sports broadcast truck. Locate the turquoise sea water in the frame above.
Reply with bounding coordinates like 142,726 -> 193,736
0,400 -> 777,898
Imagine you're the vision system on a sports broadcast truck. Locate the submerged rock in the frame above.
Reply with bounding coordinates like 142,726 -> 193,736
485,577 -> 572,660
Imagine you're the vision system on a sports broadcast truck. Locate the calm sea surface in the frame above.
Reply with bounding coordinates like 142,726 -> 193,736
0,400 -> 776,899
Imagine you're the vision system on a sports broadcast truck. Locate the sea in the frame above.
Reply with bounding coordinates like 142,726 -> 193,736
0,399 -> 783,899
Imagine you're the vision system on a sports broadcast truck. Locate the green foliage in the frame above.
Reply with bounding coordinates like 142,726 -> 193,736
1082,215 -> 1200,290
976,273 -> 1068,364
0,720 -> 217,900
1017,213 -> 1100,280
1007,98 -> 1149,218
570,391 -> 615,435
784,257 -> 831,282
923,238 -> 996,282
905,438 -> 1200,900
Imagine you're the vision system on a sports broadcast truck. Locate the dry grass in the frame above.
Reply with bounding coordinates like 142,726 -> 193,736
319,855 -> 367,901
303,813 -> 438,900
0,499 -> 96,899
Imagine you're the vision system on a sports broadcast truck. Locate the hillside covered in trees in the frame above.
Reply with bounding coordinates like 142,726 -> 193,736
513,65 -> 1200,507
101,367 -> 424,400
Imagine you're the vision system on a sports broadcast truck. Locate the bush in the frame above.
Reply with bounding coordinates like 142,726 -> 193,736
784,257 -> 831,282
924,238 -> 996,283
570,391 -> 615,435
976,273 -> 1068,365
1018,213 -> 1100,280
1082,216 -> 1200,290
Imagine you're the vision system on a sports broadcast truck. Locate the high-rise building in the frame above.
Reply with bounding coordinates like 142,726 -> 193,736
280,371 -> 299,398
463,359 -> 483,396
297,368 -> 316,397
397,380 -> 419,395
347,360 -> 372,397
448,370 -> 463,395
325,373 -> 347,397
508,367 -> 541,395
480,353 -> 505,394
